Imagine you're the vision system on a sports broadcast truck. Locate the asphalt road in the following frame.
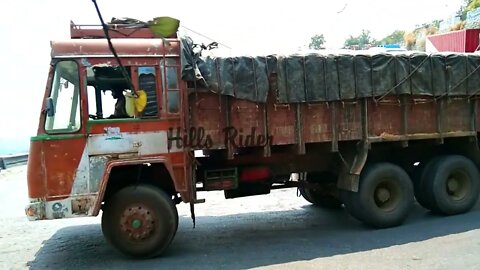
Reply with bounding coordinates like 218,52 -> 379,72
1,165 -> 480,269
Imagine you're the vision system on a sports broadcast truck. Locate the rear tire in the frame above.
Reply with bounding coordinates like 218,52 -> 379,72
299,172 -> 342,209
412,157 -> 440,210
422,155 -> 480,215
343,163 -> 414,228
102,184 -> 178,258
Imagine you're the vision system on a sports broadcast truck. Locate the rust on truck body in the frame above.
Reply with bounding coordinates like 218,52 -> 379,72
26,23 -> 480,223
51,39 -> 181,58
190,93 -> 477,149
27,36 -> 191,216
22,20 -> 480,259
91,155 -> 185,216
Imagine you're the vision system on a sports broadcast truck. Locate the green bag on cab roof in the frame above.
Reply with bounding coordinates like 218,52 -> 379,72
148,17 -> 180,37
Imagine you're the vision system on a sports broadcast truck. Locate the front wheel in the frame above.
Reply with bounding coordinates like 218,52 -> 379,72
101,185 -> 178,258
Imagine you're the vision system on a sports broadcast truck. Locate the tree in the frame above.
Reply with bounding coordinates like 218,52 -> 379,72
309,34 -> 326,50
415,20 -> 442,30
403,32 -> 416,51
379,30 -> 405,46
466,0 -> 480,11
344,29 -> 378,50
458,0 -> 480,19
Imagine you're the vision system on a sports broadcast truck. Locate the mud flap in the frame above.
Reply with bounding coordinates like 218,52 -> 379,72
190,201 -> 196,228
337,141 -> 369,192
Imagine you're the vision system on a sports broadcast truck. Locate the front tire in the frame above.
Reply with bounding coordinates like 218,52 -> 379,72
343,163 -> 414,228
101,185 -> 178,258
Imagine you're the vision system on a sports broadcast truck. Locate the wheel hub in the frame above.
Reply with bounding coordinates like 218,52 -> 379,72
446,171 -> 470,201
373,180 -> 401,212
447,177 -> 459,193
120,205 -> 155,241
131,219 -> 142,229
376,187 -> 391,203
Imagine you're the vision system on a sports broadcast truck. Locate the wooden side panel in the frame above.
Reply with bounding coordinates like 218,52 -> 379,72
368,98 -> 402,137
229,99 -> 265,147
408,99 -> 437,134
189,93 -> 225,148
266,97 -> 296,145
302,104 -> 332,143
190,92 -> 478,149
337,102 -> 362,141
443,99 -> 471,132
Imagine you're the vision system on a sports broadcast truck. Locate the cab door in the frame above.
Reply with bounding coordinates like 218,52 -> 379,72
37,60 -> 89,201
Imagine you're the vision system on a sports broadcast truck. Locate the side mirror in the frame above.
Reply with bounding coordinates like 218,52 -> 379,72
46,97 -> 55,117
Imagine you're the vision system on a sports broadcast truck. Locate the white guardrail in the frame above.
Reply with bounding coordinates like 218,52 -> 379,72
0,153 -> 28,170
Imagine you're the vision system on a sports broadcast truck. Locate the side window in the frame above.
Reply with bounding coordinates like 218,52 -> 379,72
161,58 -> 180,114
138,66 -> 158,117
87,85 -> 117,119
45,61 -> 81,133
86,65 -> 133,120
87,86 -> 99,117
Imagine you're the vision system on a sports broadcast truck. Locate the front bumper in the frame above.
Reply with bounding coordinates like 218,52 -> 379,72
25,195 -> 96,221
25,201 -> 46,221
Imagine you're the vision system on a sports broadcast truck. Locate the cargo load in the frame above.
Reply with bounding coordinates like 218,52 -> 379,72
182,38 -> 480,103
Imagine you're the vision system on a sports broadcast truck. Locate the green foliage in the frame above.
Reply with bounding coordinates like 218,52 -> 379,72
344,29 -> 378,49
458,0 -> 480,20
308,34 -> 326,50
379,30 -> 405,46
415,20 -> 442,30
466,0 -> 480,11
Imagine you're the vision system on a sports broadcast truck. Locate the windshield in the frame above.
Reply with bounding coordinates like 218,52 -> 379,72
44,60 -> 81,133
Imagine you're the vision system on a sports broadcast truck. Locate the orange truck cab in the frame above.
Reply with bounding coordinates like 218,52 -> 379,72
26,22 -> 192,257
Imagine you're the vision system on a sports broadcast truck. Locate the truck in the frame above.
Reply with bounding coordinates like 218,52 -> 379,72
25,20 -> 480,258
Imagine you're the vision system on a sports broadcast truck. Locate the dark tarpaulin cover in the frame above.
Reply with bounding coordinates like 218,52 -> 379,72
197,56 -> 273,102
181,38 -> 480,103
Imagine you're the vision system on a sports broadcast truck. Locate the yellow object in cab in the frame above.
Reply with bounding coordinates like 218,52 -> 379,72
125,90 -> 148,117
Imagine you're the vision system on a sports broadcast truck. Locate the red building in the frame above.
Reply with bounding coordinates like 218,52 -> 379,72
426,29 -> 480,52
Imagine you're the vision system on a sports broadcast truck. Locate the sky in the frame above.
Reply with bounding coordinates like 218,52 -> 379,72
0,0 -> 463,154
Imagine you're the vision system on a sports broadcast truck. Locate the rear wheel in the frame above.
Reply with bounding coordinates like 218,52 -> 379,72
299,172 -> 342,209
102,185 -> 178,258
343,163 -> 414,228
421,155 -> 480,215
412,157 -> 440,210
